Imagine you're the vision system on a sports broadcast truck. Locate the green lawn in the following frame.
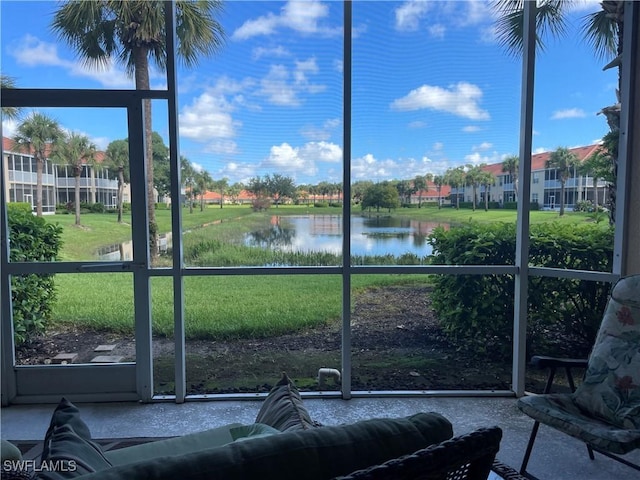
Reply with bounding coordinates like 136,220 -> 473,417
45,204 -> 602,338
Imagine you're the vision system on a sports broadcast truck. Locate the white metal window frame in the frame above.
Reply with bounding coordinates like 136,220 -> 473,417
1,1 -> 635,405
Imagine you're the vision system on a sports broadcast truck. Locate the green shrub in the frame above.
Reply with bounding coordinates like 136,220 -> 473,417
89,202 -> 105,213
329,202 -> 343,208
7,203 -> 63,344
252,198 -> 271,211
314,202 -> 328,208
428,222 -> 613,359
401,203 -> 419,208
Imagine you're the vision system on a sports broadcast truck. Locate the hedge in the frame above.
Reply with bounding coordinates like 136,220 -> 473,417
7,203 -> 63,344
427,221 -> 613,359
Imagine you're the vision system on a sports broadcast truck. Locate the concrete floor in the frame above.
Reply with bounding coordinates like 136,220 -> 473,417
2,396 -> 639,479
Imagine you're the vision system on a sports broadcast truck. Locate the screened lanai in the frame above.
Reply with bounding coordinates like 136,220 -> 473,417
1,1 -> 639,406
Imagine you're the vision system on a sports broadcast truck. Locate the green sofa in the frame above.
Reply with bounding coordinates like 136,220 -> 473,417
1,374 -> 502,480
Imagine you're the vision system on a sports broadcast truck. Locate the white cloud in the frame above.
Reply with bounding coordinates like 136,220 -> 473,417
395,1 -> 430,32
8,35 -> 132,88
351,152 -> 449,181
391,82 -> 490,120
428,24 -> 446,39
473,142 -> 493,151
300,118 -> 341,141
261,141 -> 342,178
252,45 -> 290,60
457,1 -> 494,26
179,80 -> 247,147
232,0 -> 339,40
463,125 -> 481,133
1,119 -> 18,138
333,59 -> 344,73
258,58 -> 325,106
464,150 -> 502,166
551,108 -> 587,120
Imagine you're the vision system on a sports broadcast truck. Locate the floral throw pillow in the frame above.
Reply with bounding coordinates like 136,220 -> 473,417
574,275 -> 640,429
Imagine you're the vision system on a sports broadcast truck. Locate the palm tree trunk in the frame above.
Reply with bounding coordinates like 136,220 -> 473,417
133,46 -> 158,261
560,182 -> 566,216
36,156 -> 44,216
117,169 -> 124,223
74,173 -> 81,225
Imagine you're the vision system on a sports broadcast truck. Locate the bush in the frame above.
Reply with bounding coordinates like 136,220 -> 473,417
7,203 -> 63,344
314,202 -> 328,208
329,202 -> 343,208
252,197 -> 271,211
89,202 -> 105,213
401,203 -> 419,208
428,222 -> 614,359
575,200 -> 595,212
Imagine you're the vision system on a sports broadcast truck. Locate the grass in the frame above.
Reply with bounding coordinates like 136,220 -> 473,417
45,204 -> 603,339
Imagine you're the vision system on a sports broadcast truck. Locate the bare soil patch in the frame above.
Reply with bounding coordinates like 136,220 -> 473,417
16,285 -> 528,394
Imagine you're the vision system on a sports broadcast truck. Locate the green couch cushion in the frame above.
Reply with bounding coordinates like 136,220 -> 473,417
255,372 -> 317,432
1,439 -> 22,461
77,412 -> 453,480
105,423 -> 279,466
36,398 -> 112,480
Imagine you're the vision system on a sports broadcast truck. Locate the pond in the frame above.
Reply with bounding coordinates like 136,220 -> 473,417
96,215 -> 448,261
244,215 -> 447,257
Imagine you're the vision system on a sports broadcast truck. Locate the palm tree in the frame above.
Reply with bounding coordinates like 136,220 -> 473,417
52,0 -> 225,259
480,171 -> 496,212
105,139 -> 130,223
213,177 -> 229,209
547,147 -> 579,216
51,132 -> 97,226
465,164 -> 485,211
195,170 -> 213,212
501,155 -> 519,201
432,175 -> 444,209
413,174 -> 432,208
13,112 -> 63,216
444,167 -> 466,210
1,75 -> 22,120
580,145 -> 615,211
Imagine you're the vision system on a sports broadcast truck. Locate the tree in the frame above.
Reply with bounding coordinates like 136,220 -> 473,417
361,182 -> 400,213
413,174 -> 432,208
395,179 -> 414,205
212,177 -> 229,208
13,112 -> 63,216
180,157 -> 196,214
1,75 -> 21,120
351,180 -> 373,204
52,0 -> 225,260
52,132 -> 97,225
150,132 -> 170,199
267,173 -> 296,207
580,145 -> 615,211
480,171 -> 496,212
227,182 -> 243,205
432,175 -> 445,209
547,147 -> 579,216
501,155 -> 519,200
105,139 -> 130,223
444,167 -> 466,209
465,164 -> 485,211
195,170 -> 212,212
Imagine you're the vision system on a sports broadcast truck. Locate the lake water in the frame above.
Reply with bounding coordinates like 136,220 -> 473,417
244,215 -> 447,257
97,215 -> 448,260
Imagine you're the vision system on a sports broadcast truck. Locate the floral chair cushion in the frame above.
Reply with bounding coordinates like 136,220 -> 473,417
574,275 -> 640,430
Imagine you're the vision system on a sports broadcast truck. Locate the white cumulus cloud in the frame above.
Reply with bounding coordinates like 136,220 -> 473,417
395,1 -> 430,32
391,82 -> 490,121
232,0 -> 339,40
551,108 -> 587,120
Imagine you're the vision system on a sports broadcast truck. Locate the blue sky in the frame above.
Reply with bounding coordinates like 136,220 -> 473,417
1,0 -> 617,185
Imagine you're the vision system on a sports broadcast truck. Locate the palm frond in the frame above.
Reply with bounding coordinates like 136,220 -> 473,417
581,9 -> 618,60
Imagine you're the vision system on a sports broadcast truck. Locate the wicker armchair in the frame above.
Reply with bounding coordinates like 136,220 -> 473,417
333,426 -> 502,480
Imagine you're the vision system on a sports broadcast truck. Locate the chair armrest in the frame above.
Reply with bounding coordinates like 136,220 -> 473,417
530,356 -> 588,370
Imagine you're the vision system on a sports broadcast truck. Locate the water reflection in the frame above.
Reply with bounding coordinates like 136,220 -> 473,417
96,233 -> 172,261
96,216 -> 447,261
245,215 -> 445,257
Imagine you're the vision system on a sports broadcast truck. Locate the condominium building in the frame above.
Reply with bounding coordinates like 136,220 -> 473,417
2,137 -> 121,214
